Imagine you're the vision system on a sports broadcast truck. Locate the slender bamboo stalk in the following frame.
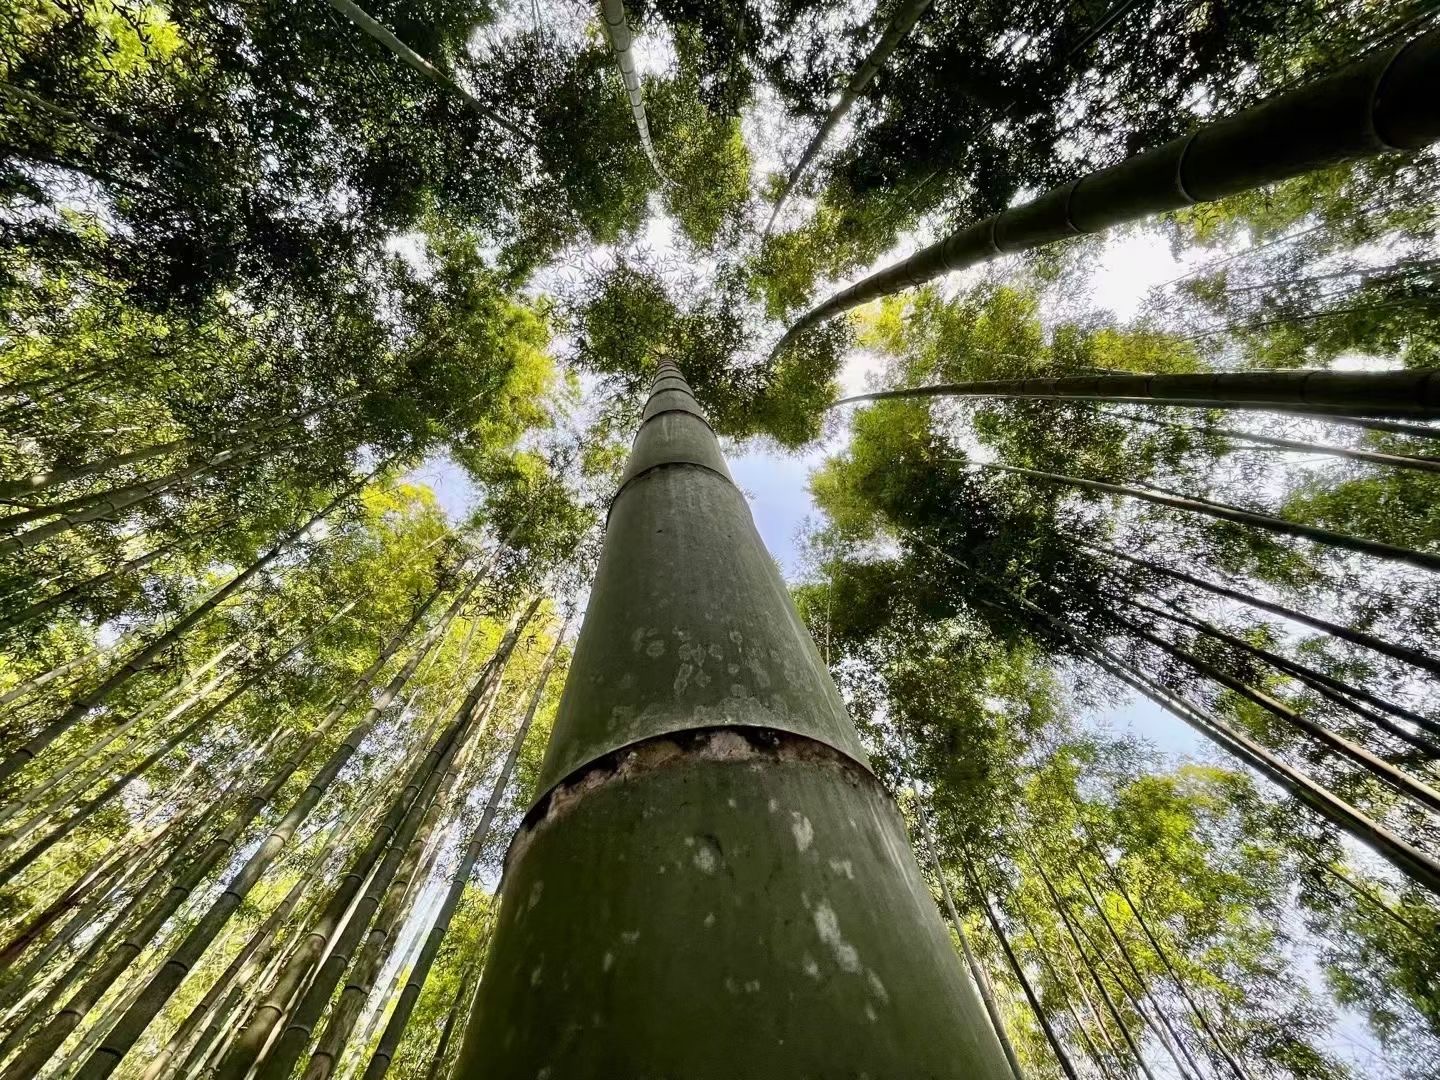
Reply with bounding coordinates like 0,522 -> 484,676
212,603 -> 537,1080
1084,836 -> 1253,1080
247,608 -> 534,1080
0,745 -> 262,1065
1117,614 -> 1440,814
917,802 -> 1024,1080
0,603 -> 353,887
1083,541 -> 1440,677
775,28 -> 1440,349
764,0 -> 933,235
1113,410 -> 1440,475
1074,866 -> 1207,1080
70,572 -> 471,1076
420,964 -> 469,1080
0,637 -> 249,833
324,0 -> 526,138
1131,599 -> 1440,750
360,622 -> 569,1080
0,644 -> 113,709
976,460 -> 1440,574
1025,840 -> 1157,1080
0,465 -> 380,786
831,369 -> 1440,420
598,0 -> 667,180
959,850 -> 1082,1080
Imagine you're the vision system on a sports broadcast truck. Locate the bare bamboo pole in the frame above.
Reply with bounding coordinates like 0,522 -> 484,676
974,460 -> 1440,575
831,370 -> 1440,420
360,620 -> 569,1080
775,28 -> 1440,350
959,849 -> 1082,1080
764,0 -> 933,235
211,601 -> 539,1080
69,571 -> 477,1075
1082,540 -> 1440,677
598,0 -> 667,181
0,463 -> 384,786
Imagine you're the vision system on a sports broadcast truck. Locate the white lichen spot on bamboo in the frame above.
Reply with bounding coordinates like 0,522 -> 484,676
693,844 -> 717,874
791,812 -> 813,853
828,858 -> 854,879
602,952 -> 614,972
621,930 -> 640,945
673,662 -> 693,696
865,970 -> 889,1004
864,1004 -> 878,1023
812,899 -> 860,973
645,639 -> 665,658
802,954 -> 821,979
704,912 -> 716,927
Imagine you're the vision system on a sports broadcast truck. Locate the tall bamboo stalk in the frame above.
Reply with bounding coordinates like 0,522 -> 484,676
976,460 -> 1440,574
960,849 -> 1082,1080
775,28 -> 1440,350
454,362 -> 1014,1077
70,572 -> 473,1076
361,621 -> 569,1080
917,801 -> 1024,1080
831,369 -> 1440,420
1084,541 -> 1440,677
212,601 -> 537,1080
0,465 -> 380,786
764,0 -> 933,235
598,0 -> 667,180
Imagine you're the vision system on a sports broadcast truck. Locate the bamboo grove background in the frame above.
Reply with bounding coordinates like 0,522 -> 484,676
2,0 -> 1439,1076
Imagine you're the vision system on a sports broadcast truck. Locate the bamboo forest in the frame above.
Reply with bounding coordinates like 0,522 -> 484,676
2,0 -> 1439,1076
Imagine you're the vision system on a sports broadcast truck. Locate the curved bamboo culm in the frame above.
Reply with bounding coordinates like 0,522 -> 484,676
973,460 -> 1440,575
599,0 -> 667,182
773,27 -> 1440,354
764,0 -> 934,237
1082,540 -> 1440,678
324,0 -> 527,139
831,369 -> 1440,420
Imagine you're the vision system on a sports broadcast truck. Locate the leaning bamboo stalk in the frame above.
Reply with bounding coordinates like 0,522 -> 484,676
361,622 -> 568,1080
70,573 -> 472,1074
958,850 -> 1082,1080
598,0 -> 667,180
211,601 -> 538,1080
1074,865 -> 1208,1080
0,576 -> 452,1080
325,0 -> 527,138
0,463 -> 382,787
1115,614 -> 1440,814
1131,599 -> 1440,750
299,716 -> 494,1080
0,602 -> 352,887
0,392 -> 357,503
0,644 -> 114,710
832,370 -> 1440,420
957,569 -> 1440,894
915,800 -> 1023,1080
0,637 -> 249,833
0,738 -> 264,1066
1113,410 -> 1440,475
974,460 -> 1440,574
1083,836 -> 1253,1080
136,806 -> 369,1080
0,440 -> 272,552
1076,629 -> 1440,895
775,28 -> 1440,350
765,0 -> 933,235
244,606 -> 536,1080
1025,840 -> 1157,1080
1082,541 -> 1440,677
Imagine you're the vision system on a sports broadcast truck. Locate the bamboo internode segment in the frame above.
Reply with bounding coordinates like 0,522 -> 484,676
833,368 -> 1440,419
775,27 -> 1440,351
